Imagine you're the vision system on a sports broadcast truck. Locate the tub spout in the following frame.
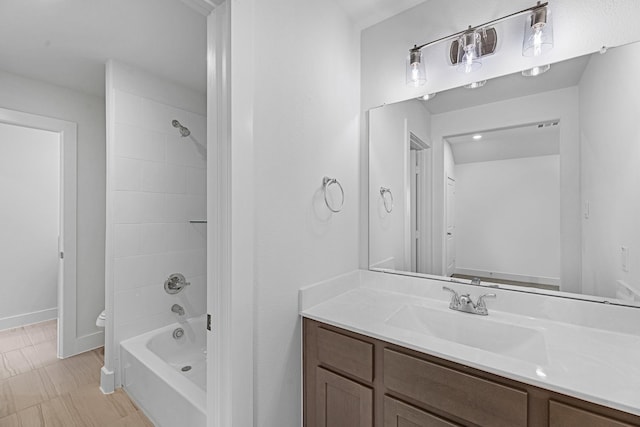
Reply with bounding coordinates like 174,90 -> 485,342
171,304 -> 185,316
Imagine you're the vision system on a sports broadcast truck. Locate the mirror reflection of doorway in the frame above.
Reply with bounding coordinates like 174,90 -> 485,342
408,132 -> 431,274
445,176 -> 456,277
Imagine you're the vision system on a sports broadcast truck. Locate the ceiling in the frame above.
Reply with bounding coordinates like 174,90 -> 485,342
445,121 -> 561,164
0,0 -> 207,97
422,54 -> 591,115
333,0 -> 426,29
0,0 -> 425,98
426,52 -> 588,165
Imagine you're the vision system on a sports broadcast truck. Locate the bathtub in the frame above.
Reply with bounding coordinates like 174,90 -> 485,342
120,316 -> 206,427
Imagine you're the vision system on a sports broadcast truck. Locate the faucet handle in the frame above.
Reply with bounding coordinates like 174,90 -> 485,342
475,293 -> 496,313
442,286 -> 460,308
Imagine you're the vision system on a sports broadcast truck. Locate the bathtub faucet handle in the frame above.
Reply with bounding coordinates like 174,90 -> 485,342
164,273 -> 190,294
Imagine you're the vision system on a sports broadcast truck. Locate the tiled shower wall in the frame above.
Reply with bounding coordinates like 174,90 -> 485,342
108,63 -> 206,351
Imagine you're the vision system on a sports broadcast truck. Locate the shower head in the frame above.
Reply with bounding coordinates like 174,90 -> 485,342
172,119 -> 191,137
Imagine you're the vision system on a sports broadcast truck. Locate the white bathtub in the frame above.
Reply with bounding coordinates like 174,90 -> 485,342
120,316 -> 206,427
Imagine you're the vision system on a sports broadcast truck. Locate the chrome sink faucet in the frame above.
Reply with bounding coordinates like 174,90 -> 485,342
443,286 -> 496,316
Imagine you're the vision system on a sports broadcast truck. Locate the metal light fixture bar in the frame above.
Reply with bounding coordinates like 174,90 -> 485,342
410,2 -> 549,53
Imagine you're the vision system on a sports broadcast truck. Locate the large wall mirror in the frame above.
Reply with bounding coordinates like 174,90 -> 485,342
369,39 -> 640,307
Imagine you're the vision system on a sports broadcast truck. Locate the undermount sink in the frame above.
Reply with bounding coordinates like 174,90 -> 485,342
386,304 -> 548,365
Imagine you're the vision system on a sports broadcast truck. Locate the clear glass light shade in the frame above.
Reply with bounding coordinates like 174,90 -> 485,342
406,48 -> 427,87
523,7 -> 553,57
457,31 -> 482,73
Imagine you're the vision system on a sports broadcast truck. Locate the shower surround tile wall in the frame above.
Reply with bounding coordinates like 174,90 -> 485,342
105,61 -> 206,388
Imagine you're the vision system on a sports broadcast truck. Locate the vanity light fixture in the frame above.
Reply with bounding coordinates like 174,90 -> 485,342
522,2 -> 554,57
407,45 -> 427,87
406,2 -> 550,86
522,64 -> 551,76
464,80 -> 486,89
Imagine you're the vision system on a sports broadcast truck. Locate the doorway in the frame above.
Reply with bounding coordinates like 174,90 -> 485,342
0,107 -> 77,358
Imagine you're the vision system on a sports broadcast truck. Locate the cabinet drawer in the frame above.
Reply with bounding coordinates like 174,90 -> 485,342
549,401 -> 635,427
317,327 -> 374,382
384,349 -> 528,427
384,396 -> 461,427
316,367 -> 373,427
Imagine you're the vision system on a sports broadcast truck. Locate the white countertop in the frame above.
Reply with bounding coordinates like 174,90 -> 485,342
299,270 -> 640,417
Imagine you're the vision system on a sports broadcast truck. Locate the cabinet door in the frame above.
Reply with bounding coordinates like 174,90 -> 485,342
316,367 -> 373,427
549,401 -> 636,427
384,396 -> 461,427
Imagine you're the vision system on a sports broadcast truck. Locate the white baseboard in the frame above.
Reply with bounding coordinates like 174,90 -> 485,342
58,330 -> 105,359
75,330 -> 105,354
454,268 -> 560,287
100,366 -> 115,394
0,308 -> 57,332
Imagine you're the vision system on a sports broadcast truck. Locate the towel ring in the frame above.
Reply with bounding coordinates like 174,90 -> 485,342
322,176 -> 344,213
380,187 -> 394,213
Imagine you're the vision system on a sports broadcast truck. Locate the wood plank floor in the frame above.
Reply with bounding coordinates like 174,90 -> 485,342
0,320 -> 154,426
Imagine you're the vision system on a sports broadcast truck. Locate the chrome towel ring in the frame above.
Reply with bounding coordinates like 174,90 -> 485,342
322,176 -> 344,213
380,187 -> 393,213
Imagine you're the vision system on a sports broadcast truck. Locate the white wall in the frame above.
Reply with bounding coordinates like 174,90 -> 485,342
361,0 -> 640,110
0,123 -> 59,328
431,87 -> 580,292
105,61 -> 206,386
228,0 -> 361,424
0,70 -> 105,345
580,42 -> 640,298
369,99 -> 430,270
455,155 -> 561,282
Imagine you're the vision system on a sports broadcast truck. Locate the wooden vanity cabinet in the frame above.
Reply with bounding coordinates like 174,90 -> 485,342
303,318 -> 640,427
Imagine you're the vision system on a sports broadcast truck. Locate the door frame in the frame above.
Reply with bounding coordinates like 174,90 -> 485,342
445,175 -> 456,277
407,132 -> 431,274
203,0 -> 257,425
0,107 -> 77,358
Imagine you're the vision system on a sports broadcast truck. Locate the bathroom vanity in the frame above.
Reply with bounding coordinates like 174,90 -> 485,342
300,271 -> 640,427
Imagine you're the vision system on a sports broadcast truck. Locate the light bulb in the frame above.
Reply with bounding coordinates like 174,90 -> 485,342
532,26 -> 543,57
463,47 -> 475,73
411,64 -> 420,82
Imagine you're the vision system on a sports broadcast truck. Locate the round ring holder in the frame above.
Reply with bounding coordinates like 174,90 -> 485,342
380,187 -> 394,213
322,176 -> 345,213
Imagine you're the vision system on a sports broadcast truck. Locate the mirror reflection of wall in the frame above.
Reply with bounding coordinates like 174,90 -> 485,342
369,100 -> 432,272
369,40 -> 640,305
445,124 -> 561,292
